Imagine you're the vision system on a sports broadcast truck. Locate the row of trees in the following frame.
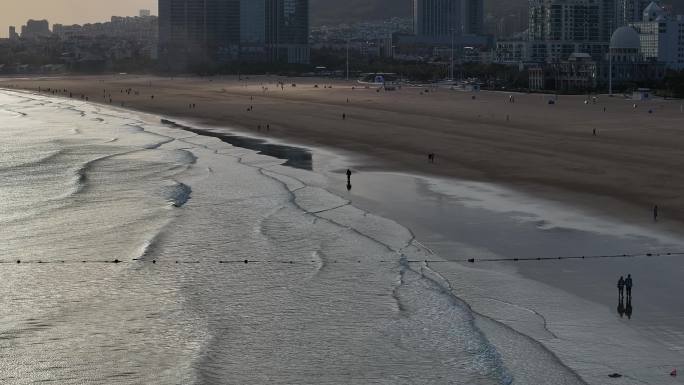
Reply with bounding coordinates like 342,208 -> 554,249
660,70 -> 684,98
3,39 -> 683,98
0,37 -> 156,74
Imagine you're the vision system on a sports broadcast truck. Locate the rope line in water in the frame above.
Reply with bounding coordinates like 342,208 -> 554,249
0,251 -> 682,266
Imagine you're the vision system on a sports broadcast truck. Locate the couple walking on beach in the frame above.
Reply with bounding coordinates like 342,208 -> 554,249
617,275 -> 634,319
617,274 -> 633,300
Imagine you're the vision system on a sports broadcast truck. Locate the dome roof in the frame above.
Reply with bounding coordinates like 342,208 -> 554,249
644,2 -> 663,15
610,26 -> 640,50
643,1 -> 666,21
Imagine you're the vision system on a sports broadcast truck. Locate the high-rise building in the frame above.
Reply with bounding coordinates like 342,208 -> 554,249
158,0 -> 309,70
504,0 -> 667,88
266,0 -> 310,63
140,9 -> 152,17
528,0 -> 604,42
241,0 -> 266,44
618,0 -> 652,24
463,0 -> 484,35
601,0 -> 620,43
526,0 -> 611,61
630,2 -> 684,69
413,0 -> 484,41
8,26 -> 19,40
414,0 -> 463,40
239,0 -> 267,60
158,0 -> 240,70
20,19 -> 51,39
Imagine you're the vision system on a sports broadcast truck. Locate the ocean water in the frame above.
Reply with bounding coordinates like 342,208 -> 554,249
0,90 -> 535,384
5,89 -> 682,385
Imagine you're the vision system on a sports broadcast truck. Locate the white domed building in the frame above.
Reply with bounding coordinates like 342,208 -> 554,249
607,26 -> 665,92
610,26 -> 641,62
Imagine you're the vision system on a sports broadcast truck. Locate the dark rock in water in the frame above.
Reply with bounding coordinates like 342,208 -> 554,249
165,182 -> 192,208
161,119 -> 313,170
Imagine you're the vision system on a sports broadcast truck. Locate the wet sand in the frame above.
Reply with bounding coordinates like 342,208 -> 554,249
328,170 -> 684,329
2,74 -> 684,231
322,168 -> 684,383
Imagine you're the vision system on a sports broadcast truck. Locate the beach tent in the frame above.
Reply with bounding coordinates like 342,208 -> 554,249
633,88 -> 652,101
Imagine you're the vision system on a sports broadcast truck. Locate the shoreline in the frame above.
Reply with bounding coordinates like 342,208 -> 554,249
3,74 -> 684,235
146,103 -> 684,383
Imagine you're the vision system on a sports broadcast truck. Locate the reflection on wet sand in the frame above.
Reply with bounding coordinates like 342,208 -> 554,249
618,297 -> 634,319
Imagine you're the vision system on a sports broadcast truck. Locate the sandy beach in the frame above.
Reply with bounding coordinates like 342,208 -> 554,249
3,74 -> 684,229
3,79 -> 684,384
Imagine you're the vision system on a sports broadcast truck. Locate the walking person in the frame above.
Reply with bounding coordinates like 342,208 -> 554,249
625,274 -> 633,299
617,276 -> 625,300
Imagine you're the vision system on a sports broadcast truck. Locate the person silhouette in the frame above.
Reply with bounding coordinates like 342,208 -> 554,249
625,297 -> 633,319
617,276 -> 625,300
617,298 -> 625,318
654,205 -> 659,221
625,274 -> 633,299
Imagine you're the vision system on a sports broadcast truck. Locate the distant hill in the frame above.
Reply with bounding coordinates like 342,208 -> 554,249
310,0 -> 684,26
310,0 -> 412,25
310,0 -> 528,25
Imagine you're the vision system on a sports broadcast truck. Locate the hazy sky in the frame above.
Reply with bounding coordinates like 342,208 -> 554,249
1,0 -> 157,37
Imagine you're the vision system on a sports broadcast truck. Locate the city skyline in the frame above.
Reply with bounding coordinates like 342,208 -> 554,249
0,0 -> 157,37
158,0 -> 310,70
